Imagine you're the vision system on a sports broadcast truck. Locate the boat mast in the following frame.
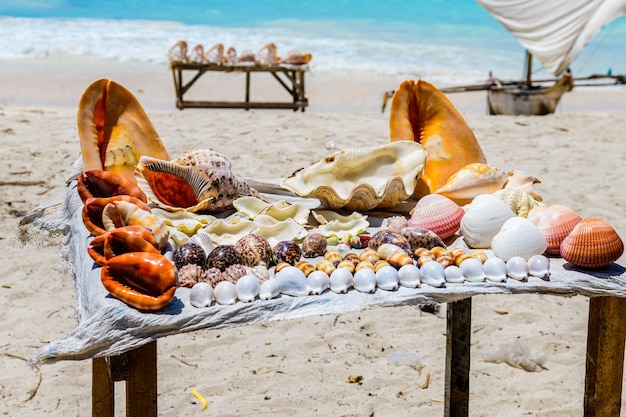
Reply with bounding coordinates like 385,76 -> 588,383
525,50 -> 532,87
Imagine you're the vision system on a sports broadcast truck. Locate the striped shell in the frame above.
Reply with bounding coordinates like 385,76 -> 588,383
528,204 -> 582,256
459,193 -> 515,249
408,194 -> 464,239
560,217 -> 624,269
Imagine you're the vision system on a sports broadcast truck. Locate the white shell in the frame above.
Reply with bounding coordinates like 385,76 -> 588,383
377,243 -> 406,260
281,141 -> 427,211
259,278 -> 280,300
214,281 -> 238,305
376,265 -> 400,291
420,261 -> 446,287
459,258 -> 485,282
459,194 -> 515,248
235,274 -> 260,303
275,266 -> 311,296
189,230 -> 216,257
528,254 -> 551,279
483,257 -> 507,282
307,270 -> 330,295
353,268 -> 378,293
506,256 -> 529,280
189,282 -> 214,308
398,264 -> 421,288
491,217 -> 548,261
330,268 -> 353,293
444,265 -> 465,283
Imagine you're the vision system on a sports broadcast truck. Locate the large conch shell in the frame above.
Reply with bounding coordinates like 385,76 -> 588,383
434,163 -> 511,205
78,79 -> 170,184
281,141 -> 427,211
389,79 -> 487,199
136,149 -> 262,213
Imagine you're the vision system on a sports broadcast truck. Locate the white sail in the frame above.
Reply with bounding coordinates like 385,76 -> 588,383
477,0 -> 626,75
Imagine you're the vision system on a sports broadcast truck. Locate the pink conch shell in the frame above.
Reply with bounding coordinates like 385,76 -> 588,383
101,200 -> 169,252
408,194 -> 464,239
434,163 -> 512,205
528,204 -> 582,256
560,217 -> 624,269
389,79 -> 487,199
77,79 -> 170,184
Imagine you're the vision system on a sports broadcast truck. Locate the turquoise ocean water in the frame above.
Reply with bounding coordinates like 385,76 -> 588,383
1,0 -> 625,85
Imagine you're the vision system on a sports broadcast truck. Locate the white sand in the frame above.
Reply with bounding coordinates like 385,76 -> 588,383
1,58 -> 625,416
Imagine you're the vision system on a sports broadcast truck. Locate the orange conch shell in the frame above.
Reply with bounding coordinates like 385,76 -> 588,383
434,163 -> 511,205
77,169 -> 147,204
88,225 -> 161,266
82,195 -> 152,236
101,252 -> 177,311
389,79 -> 487,198
77,79 -> 170,184
101,199 -> 169,251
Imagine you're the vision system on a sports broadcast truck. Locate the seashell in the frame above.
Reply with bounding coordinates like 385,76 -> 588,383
324,250 -> 343,266
529,204 -> 582,256
206,245 -> 243,272
336,260 -> 356,274
343,252 -> 360,265
246,264 -> 270,283
353,268 -> 377,293
307,270 -> 330,295
236,274 -> 260,303
493,187 -> 543,218
100,199 -> 169,251
78,79 -> 170,184
377,243 -> 406,260
274,261 -> 291,274
444,265 -> 465,283
359,248 -> 380,264
301,233 -> 327,257
233,196 -> 311,225
420,260 -> 446,287
82,195 -> 152,236
374,260 -> 391,272
343,234 -> 366,249
431,246 -> 450,258
295,260 -> 316,276
214,281 -> 238,305
330,268 -> 353,294
389,79 -> 487,199
173,242 -> 206,270
272,240 -> 302,266
414,248 -> 435,259
483,257 -> 507,282
376,265 -> 400,291
418,255 -> 436,267
312,211 -> 370,241
453,253 -> 472,267
235,233 -> 273,267
528,255 -> 551,279
459,258 -> 485,282
316,259 -> 336,275
368,230 -> 412,255
335,243 -> 352,258
381,216 -> 409,233
222,264 -> 248,284
436,254 -> 453,268
136,149 -> 261,213
506,256 -> 529,280
398,264 -> 421,288
386,252 -> 413,269
560,217 -> 624,269
279,49 -> 313,65
504,170 -> 543,202
275,266 -> 310,296
168,40 -> 188,63
77,169 -> 147,204
400,226 -> 446,251
282,141 -> 427,211
101,252 -> 176,311
468,249 -> 488,263
188,44 -> 207,63
459,193 -> 515,249
408,194 -> 464,239
491,217 -> 548,261
259,278 -> 280,300
88,225 -> 161,266
198,267 -> 223,287
355,261 -> 375,271
176,264 -> 204,288
434,163 -> 511,205
189,282 -> 214,308
189,230 -> 216,257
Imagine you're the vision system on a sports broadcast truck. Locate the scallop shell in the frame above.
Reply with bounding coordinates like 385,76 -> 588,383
353,268 -> 377,293
560,217 -> 624,269
376,265 -> 400,291
483,257 -> 507,282
235,274 -> 260,303
281,141 -> 427,211
330,268 -> 353,294
529,204 -> 582,256
459,193 -> 515,249
490,217 -> 548,261
420,260 -> 446,287
398,264 -> 421,288
189,282 -> 214,308
307,270 -> 330,295
408,194 -> 464,239
506,256 -> 528,280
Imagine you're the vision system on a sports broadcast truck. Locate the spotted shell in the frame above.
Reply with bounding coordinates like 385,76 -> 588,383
206,245 -> 243,271
528,204 -> 582,256
272,240 -> 302,265
173,242 -> 206,270
400,226 -> 445,251
234,233 -> 273,267
176,264 -> 204,288
560,217 -> 624,269
301,233 -> 327,258
368,230 -> 412,255
408,194 -> 464,239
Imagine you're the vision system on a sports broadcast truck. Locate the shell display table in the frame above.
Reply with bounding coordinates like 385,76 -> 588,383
20,183 -> 626,417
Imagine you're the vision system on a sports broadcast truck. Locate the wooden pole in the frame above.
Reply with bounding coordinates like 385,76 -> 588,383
126,341 -> 158,417
92,357 -> 114,417
444,298 -> 472,417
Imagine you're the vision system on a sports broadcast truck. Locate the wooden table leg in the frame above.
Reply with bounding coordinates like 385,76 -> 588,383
584,296 -> 626,417
445,297 -> 472,417
125,340 -> 158,417
92,357 -> 114,417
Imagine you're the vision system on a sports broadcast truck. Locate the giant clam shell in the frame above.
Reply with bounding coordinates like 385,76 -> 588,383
560,217 -> 624,269
459,194 -> 515,249
528,204 -> 582,256
491,217 -> 548,261
281,141 -> 427,211
136,149 -> 261,213
408,194 -> 464,239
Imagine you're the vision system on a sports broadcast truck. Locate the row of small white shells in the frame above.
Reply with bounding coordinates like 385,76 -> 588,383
189,248 -> 550,308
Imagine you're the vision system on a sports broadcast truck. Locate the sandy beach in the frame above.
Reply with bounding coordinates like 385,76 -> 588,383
1,58 -> 625,416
